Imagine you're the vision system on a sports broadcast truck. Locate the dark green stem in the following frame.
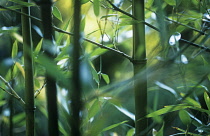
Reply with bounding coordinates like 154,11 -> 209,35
132,0 -> 148,135
70,0 -> 82,136
39,0 -> 59,135
21,1 -> 35,136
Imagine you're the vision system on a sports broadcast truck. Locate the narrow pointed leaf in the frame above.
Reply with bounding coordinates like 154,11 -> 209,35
15,62 -> 25,78
12,40 -> 18,59
126,128 -> 135,136
102,120 -> 128,132
101,73 -> 110,84
9,0 -> 35,7
93,0 -> 100,16
146,104 -> 192,118
34,38 -> 43,56
53,6 -> 63,22
179,110 -> 191,125
204,92 -> 210,111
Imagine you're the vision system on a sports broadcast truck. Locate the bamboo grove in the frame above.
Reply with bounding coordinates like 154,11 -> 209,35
0,0 -> 210,135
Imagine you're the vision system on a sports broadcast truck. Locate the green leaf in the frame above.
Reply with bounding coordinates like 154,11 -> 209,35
36,54 -> 69,88
80,15 -> 86,31
88,99 -> 101,119
56,18 -> 71,46
126,128 -> 135,136
90,44 -> 113,57
146,0 -> 154,8
9,0 -> 35,7
93,0 -> 100,16
12,40 -> 18,59
13,113 -> 25,125
164,0 -> 176,6
179,110 -> 191,125
146,104 -> 193,118
34,38 -> 43,56
53,6 -> 63,22
156,123 -> 164,136
180,93 -> 201,108
101,73 -> 110,84
201,55 -> 210,81
15,62 -> 25,78
204,92 -> 210,111
81,0 -> 90,4
90,64 -> 99,84
102,120 -> 128,132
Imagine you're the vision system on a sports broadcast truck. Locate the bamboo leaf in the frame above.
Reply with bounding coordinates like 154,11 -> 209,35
101,73 -> 110,84
90,44 -> 113,57
179,110 -> 191,125
102,120 -> 128,132
81,15 -> 86,31
13,113 -> 25,124
12,40 -> 18,59
180,93 -> 201,108
15,62 -> 25,78
126,128 -> 135,136
146,0 -> 154,8
156,123 -> 164,136
9,0 -> 35,7
34,38 -> 43,56
204,92 -> 210,111
53,6 -> 63,22
81,0 -> 90,4
90,64 -> 99,84
93,0 -> 100,16
146,104 -> 192,118
56,18 -> 71,46
88,99 -> 101,119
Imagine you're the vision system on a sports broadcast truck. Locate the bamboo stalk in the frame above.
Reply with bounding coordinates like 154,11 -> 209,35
39,0 -> 59,135
132,0 -> 148,135
70,0 -> 82,136
21,1 -> 35,135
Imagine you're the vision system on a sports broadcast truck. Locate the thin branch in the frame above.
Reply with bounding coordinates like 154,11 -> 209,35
0,5 -> 132,61
0,76 -> 25,106
145,8 -> 207,35
105,0 -> 210,53
180,38 -> 210,52
34,81 -> 46,98
0,86 -> 17,98
53,25 -> 133,61
1,4 -> 209,60
106,0 -> 206,35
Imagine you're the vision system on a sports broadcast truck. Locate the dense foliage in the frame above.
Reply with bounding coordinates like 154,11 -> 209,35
0,0 -> 210,135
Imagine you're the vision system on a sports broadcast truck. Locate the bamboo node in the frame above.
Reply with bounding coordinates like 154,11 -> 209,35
132,59 -> 147,64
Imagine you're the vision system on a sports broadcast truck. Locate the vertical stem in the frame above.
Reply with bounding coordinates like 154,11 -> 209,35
70,0 -> 82,136
21,1 -> 35,136
40,0 -> 59,135
132,0 -> 147,135
9,79 -> 14,136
